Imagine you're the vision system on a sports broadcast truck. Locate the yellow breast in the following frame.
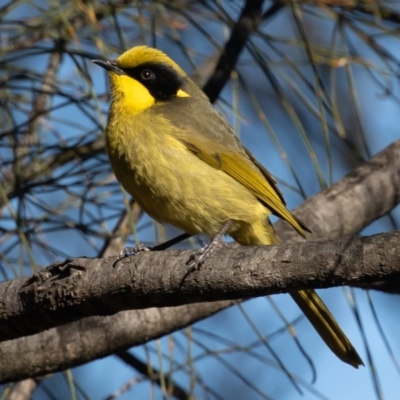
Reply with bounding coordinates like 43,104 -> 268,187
105,110 -> 268,237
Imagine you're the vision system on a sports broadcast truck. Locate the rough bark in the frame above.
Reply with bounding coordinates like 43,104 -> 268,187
1,231 -> 400,345
0,139 -> 400,383
0,301 -> 235,384
275,140 -> 400,242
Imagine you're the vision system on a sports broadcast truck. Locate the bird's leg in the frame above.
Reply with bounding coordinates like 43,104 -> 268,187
186,220 -> 232,270
119,233 -> 192,258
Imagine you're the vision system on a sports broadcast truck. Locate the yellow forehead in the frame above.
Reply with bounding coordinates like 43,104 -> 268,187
116,46 -> 187,77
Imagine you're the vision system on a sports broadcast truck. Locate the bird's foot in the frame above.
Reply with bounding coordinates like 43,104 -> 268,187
185,220 -> 232,272
186,239 -> 224,272
119,243 -> 151,259
119,233 -> 192,259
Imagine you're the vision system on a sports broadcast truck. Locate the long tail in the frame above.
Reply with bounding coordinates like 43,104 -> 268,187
290,289 -> 364,368
236,219 -> 363,368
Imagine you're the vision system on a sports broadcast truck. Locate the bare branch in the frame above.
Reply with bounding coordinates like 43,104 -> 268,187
1,139 -> 399,383
202,0 -> 268,103
115,351 -> 191,400
0,137 -> 104,208
4,379 -> 38,400
1,231 -> 400,345
0,301 -> 235,384
275,140 -> 400,243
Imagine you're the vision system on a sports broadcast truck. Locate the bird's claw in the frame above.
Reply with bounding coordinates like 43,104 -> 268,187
186,240 -> 224,271
119,243 -> 151,259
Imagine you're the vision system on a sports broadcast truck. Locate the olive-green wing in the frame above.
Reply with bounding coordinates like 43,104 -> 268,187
174,131 -> 308,238
165,95 -> 309,236
243,147 -> 310,234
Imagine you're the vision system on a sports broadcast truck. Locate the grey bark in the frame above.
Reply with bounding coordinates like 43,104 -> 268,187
1,231 -> 400,345
275,140 -> 400,243
0,139 -> 400,383
0,302 -> 235,384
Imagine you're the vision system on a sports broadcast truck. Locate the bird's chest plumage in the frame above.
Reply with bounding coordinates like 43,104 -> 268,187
105,112 -> 199,227
105,109 -> 267,237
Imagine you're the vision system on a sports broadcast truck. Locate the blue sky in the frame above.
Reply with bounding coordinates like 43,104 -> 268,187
2,2 -> 400,399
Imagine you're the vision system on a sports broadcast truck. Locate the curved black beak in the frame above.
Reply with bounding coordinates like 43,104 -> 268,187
91,59 -> 124,75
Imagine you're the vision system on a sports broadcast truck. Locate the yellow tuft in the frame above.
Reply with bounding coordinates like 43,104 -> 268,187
176,89 -> 190,98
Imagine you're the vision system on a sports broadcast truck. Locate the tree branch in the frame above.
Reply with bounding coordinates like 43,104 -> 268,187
1,139 -> 400,383
115,351 -> 190,400
1,231 -> 400,346
4,379 -> 38,400
275,140 -> 400,243
0,301 -> 235,384
202,0 -> 268,103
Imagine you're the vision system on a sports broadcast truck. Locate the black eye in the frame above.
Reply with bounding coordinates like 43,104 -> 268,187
141,69 -> 155,80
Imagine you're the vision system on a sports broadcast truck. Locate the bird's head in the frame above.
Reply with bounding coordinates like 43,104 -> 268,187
92,46 -> 191,114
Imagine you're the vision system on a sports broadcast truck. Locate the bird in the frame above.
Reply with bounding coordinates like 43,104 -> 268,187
92,45 -> 363,368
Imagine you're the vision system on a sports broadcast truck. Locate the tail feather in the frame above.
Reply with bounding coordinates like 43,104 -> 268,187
248,220 -> 363,367
290,289 -> 364,368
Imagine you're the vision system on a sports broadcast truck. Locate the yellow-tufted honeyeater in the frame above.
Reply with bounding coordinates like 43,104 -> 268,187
92,46 -> 363,368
